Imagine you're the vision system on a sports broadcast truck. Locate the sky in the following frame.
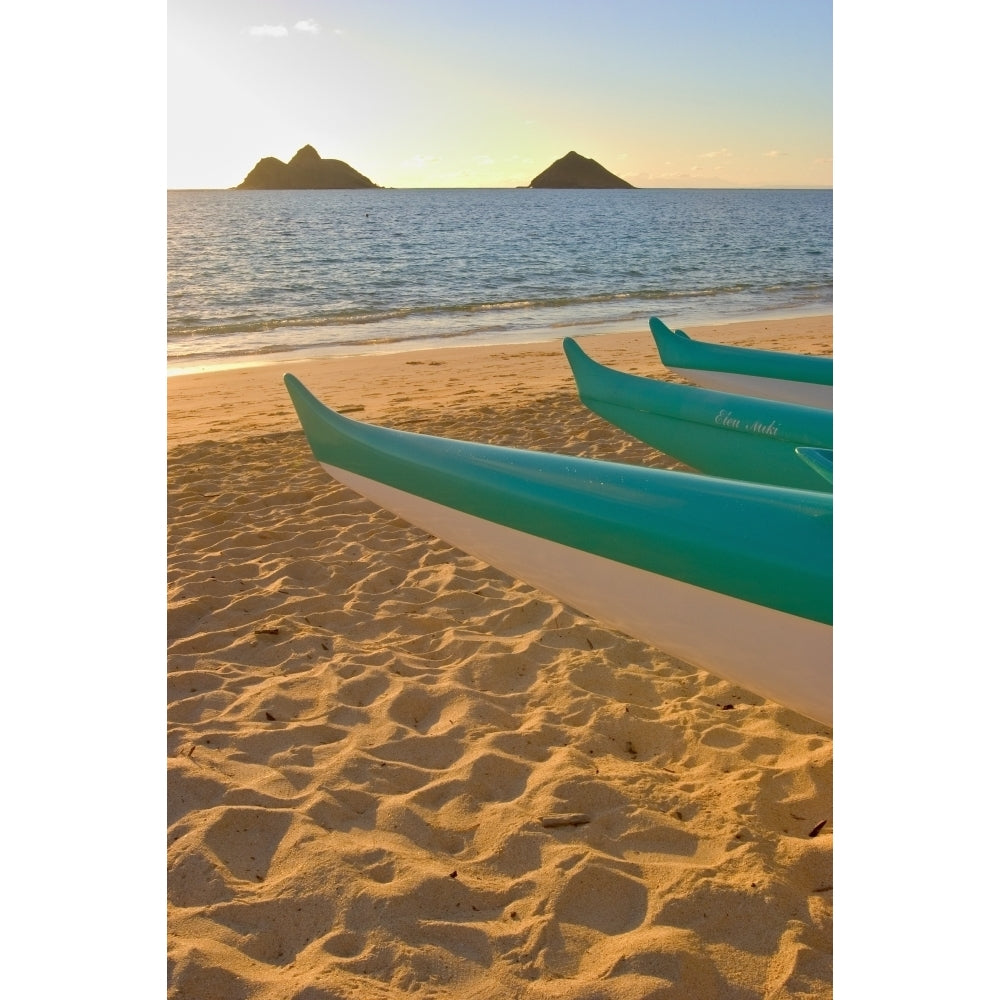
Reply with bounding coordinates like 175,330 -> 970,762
168,0 -> 832,189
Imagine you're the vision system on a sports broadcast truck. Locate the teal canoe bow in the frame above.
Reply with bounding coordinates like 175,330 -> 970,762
650,317 -> 833,409
564,338 -> 833,492
284,374 -> 832,725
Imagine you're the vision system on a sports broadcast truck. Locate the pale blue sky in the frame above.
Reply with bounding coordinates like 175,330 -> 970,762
169,0 -> 832,189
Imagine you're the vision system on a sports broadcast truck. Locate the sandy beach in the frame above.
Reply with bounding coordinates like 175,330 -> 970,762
168,316 -> 833,999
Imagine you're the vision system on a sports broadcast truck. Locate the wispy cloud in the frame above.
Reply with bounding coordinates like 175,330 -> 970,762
632,165 -> 740,187
248,24 -> 288,37
764,150 -> 787,158
699,148 -> 733,160
402,154 -> 438,169
248,20 -> 322,38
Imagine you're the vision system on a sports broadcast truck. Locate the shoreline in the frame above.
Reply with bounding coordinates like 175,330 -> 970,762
168,312 -> 833,998
167,308 -> 833,378
168,313 -> 832,448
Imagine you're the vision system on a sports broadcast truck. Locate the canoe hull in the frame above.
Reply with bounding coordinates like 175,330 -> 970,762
650,317 -> 833,410
325,462 -> 832,725
284,373 -> 832,727
564,338 -> 833,492
666,365 -> 833,410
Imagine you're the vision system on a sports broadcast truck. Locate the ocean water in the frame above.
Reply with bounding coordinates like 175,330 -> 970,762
167,188 -> 831,372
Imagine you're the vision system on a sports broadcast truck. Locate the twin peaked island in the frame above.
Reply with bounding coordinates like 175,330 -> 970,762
235,146 -> 634,190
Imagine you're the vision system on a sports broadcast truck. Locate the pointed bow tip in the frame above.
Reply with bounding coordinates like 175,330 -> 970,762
561,337 -> 593,375
649,316 -> 676,338
283,372 -> 330,425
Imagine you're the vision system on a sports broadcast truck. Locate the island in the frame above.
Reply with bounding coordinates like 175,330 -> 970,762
235,145 -> 380,189
528,151 -> 635,189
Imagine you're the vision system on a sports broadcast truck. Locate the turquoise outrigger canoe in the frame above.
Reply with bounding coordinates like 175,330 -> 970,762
284,374 -> 832,726
650,317 -> 833,410
564,338 -> 833,492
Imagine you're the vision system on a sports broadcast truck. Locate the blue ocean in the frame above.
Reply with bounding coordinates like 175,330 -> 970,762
167,188 -> 831,372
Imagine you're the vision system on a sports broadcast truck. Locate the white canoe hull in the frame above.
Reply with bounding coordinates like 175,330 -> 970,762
326,463 -> 833,727
670,365 -> 833,410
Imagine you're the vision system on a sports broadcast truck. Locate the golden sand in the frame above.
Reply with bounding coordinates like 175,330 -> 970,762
168,316 -> 833,999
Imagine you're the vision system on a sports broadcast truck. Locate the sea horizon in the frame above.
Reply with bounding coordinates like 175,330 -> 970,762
168,185 -> 834,192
